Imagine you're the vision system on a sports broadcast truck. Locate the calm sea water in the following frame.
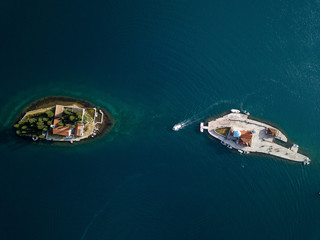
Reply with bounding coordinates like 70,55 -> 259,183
1,0 -> 320,239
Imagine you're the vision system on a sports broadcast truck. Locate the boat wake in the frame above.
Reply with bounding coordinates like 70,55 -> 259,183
172,120 -> 191,131
172,99 -> 231,131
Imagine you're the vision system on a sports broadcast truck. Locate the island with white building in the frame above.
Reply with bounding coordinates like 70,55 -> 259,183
200,110 -> 310,164
14,96 -> 113,143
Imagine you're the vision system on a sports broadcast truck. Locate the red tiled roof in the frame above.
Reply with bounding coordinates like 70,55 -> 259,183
267,128 -> 277,136
52,126 -> 71,136
75,124 -> 83,136
53,118 -> 61,125
239,131 -> 253,147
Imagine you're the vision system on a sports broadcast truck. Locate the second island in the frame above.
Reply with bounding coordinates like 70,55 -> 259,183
14,96 -> 114,143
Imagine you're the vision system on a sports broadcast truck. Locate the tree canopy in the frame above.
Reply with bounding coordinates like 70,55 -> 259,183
45,110 -> 54,118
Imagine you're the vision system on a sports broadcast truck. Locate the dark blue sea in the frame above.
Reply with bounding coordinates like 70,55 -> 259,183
1,1 -> 320,239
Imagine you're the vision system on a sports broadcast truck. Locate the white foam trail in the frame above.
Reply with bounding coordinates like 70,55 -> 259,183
80,200 -> 111,240
173,99 -> 231,130
173,119 -> 192,130
240,102 -> 244,112
174,90 -> 262,130
79,174 -> 141,240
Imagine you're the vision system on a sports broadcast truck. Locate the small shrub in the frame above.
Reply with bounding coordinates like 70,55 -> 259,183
45,110 -> 54,118
37,121 -> 45,127
37,125 -> 44,130
58,122 -> 64,126
28,118 -> 37,124
215,127 -> 230,136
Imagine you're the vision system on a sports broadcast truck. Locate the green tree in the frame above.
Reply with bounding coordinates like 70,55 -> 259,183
76,111 -> 83,118
37,121 -> 45,130
43,117 -> 49,122
16,130 -> 21,135
14,124 -> 20,128
64,110 -> 71,115
71,125 -> 75,128
43,128 -> 48,131
58,122 -> 64,126
21,131 -> 27,134
21,125 -> 27,130
69,115 -> 75,121
39,135 -> 45,139
45,110 -> 54,118
28,118 -> 37,124
47,120 -> 52,126
66,124 -> 71,127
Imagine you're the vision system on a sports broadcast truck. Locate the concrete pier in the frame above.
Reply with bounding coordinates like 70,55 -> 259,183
200,122 -> 208,132
201,112 -> 310,164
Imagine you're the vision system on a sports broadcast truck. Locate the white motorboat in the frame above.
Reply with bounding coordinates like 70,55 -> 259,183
172,123 -> 184,131
227,144 -> 233,149
230,109 -> 240,113
304,158 -> 310,165
238,150 -> 243,154
244,110 -> 250,115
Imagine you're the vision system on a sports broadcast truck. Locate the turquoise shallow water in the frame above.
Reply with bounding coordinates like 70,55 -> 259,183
1,0 -> 320,239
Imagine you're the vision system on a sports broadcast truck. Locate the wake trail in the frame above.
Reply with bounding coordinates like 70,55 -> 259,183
79,174 -> 141,240
80,200 -> 112,240
173,99 -> 231,130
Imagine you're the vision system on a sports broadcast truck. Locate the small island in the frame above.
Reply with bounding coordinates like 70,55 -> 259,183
200,109 -> 310,164
14,96 -> 113,143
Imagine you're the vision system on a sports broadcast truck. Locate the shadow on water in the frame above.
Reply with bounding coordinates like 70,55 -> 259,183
0,127 -> 33,151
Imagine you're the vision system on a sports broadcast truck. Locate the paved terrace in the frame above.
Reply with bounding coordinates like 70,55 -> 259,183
201,113 -> 310,164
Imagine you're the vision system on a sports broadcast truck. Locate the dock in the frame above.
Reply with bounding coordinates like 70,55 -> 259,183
200,112 -> 310,164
